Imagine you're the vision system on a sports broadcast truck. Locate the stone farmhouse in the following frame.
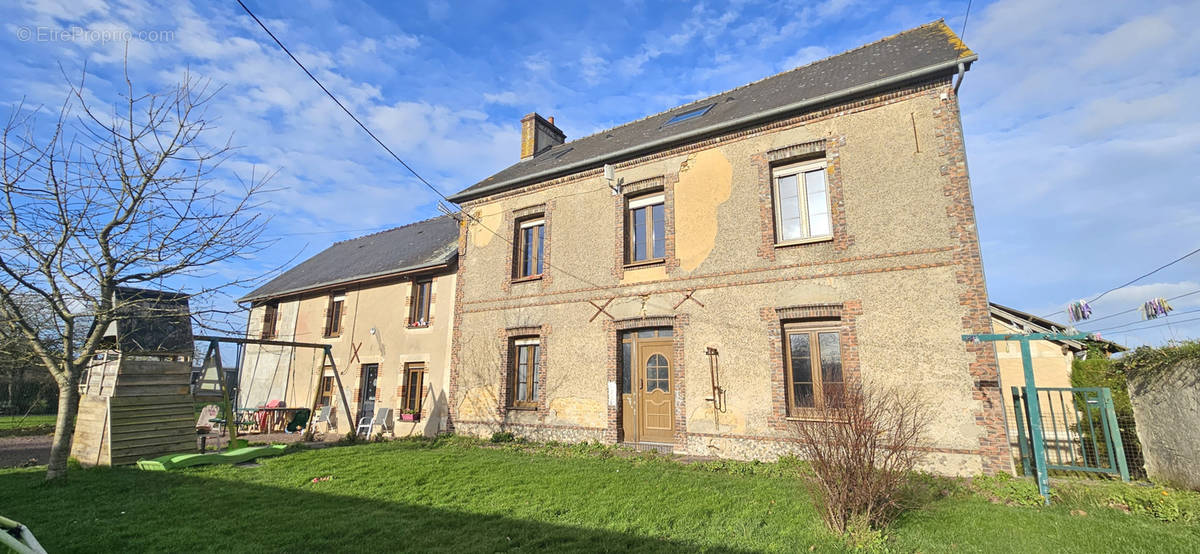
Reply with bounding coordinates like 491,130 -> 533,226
445,21 -> 1008,475
241,21 -> 1013,475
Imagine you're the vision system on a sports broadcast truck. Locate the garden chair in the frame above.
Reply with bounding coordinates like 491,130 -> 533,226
195,404 -> 220,434
356,407 -> 393,437
313,405 -> 335,431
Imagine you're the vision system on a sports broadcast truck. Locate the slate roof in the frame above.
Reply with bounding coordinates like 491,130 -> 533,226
240,215 -> 459,302
449,20 -> 976,203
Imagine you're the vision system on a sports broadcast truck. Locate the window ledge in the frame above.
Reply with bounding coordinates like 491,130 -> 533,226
407,323 -> 430,329
775,235 -> 833,248
505,406 -> 538,412
511,275 -> 543,284
785,415 -> 848,423
623,259 -> 665,270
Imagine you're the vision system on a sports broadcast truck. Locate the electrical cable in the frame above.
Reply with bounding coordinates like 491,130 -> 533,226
1041,246 -> 1200,318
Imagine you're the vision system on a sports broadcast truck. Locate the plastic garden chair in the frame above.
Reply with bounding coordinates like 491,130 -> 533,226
356,408 -> 393,437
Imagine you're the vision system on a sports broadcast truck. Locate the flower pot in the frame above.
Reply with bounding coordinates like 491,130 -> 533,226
401,413 -> 418,422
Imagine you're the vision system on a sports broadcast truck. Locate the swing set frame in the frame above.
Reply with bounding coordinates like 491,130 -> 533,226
194,335 -> 354,444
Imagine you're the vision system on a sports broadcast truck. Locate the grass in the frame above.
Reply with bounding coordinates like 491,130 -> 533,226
0,413 -> 55,436
2,437 -> 1198,553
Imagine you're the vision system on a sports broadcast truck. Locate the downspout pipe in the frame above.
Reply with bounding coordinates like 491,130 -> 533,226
953,61 -> 966,95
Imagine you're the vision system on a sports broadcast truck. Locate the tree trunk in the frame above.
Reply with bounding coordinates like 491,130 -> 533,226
45,375 -> 80,480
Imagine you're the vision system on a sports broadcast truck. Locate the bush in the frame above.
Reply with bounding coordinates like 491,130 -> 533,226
790,385 -> 932,535
971,473 -> 1045,507
489,431 -> 515,443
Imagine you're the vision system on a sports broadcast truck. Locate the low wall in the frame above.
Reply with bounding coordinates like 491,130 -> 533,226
1127,359 -> 1200,490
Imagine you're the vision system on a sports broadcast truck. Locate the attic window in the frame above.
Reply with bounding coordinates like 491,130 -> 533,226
663,104 -> 715,127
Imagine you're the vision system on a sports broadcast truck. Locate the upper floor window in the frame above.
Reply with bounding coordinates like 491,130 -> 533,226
261,301 -> 278,339
773,161 -> 831,243
515,217 -> 544,279
783,322 -> 843,416
626,192 -> 665,264
324,293 -> 345,337
409,279 -> 432,327
508,337 -> 541,409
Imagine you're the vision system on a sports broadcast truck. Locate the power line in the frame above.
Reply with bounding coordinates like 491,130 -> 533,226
235,0 -> 451,204
238,2 -> 620,294
1076,288 -> 1200,326
1085,308 -> 1200,334
1092,314 -> 1200,336
960,0 -> 973,40
1042,245 -> 1200,318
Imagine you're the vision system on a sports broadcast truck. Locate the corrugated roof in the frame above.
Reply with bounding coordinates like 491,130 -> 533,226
240,215 -> 459,302
449,20 -> 975,203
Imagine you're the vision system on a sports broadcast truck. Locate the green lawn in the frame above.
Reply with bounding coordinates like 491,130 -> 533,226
0,414 -> 55,436
2,438 -> 1197,552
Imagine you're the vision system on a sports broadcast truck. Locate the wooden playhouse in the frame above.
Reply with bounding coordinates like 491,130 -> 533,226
71,287 -> 196,466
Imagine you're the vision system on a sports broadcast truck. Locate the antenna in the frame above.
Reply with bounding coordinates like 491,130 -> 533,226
604,163 -> 622,195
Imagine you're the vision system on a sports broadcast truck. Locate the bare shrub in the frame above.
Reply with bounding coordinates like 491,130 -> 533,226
791,384 -> 932,535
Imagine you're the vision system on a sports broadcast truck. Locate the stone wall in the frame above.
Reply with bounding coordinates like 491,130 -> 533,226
1127,359 -> 1200,490
450,79 -> 1010,475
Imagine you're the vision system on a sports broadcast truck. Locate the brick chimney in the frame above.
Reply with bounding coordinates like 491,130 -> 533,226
520,113 -> 566,159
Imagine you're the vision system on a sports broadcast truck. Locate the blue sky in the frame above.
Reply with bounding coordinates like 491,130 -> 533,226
2,0 -> 1197,346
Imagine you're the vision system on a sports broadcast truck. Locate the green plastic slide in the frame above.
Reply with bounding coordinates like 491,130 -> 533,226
136,444 -> 288,471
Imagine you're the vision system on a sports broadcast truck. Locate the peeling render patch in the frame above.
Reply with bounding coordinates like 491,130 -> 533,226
675,150 -> 732,273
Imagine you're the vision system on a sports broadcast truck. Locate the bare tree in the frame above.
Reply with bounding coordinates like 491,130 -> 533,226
791,384 -> 932,535
0,62 -> 270,479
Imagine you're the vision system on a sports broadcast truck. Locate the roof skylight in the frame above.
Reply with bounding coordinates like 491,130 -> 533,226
662,104 -> 715,127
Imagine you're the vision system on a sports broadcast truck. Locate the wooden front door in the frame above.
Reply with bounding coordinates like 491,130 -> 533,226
637,341 -> 674,443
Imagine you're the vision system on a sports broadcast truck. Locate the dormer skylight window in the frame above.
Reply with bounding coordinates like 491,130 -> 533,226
662,104 -> 715,127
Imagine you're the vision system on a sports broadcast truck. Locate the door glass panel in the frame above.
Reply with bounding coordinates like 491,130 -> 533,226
789,333 -> 813,408
621,342 -> 632,394
645,353 -> 669,392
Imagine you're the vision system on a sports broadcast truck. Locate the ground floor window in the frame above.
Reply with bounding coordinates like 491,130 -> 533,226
783,323 -> 843,415
401,362 -> 425,413
317,374 -> 335,407
508,337 -> 541,409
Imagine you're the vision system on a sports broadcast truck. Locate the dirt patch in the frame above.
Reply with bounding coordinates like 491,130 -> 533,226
0,435 -> 52,468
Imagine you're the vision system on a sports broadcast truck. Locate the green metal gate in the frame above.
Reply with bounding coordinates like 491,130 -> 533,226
1011,386 -> 1130,482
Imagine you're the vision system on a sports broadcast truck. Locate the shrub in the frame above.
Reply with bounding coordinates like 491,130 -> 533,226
489,431 -> 515,443
971,473 -> 1045,507
790,385 -> 932,535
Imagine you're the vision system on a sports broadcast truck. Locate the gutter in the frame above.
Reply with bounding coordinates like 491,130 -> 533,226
238,256 -> 455,304
449,55 -> 977,203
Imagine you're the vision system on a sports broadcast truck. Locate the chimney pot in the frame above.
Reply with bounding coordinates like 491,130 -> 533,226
520,113 -> 566,160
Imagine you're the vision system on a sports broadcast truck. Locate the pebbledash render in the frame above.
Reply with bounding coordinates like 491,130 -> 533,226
446,21 -> 1011,476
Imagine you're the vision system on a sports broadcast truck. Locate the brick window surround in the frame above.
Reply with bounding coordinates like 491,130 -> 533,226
754,138 -> 854,260
496,325 -> 550,416
502,202 -> 553,291
603,315 -> 688,448
612,175 -> 679,280
762,301 -> 861,430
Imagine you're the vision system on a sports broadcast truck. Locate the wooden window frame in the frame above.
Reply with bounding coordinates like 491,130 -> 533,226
507,337 -> 541,410
323,293 -> 345,338
772,160 -> 833,246
400,362 -> 426,413
782,321 -> 844,418
408,279 -> 432,327
624,191 -> 666,266
317,373 -> 335,408
261,301 -> 279,339
513,216 -> 545,280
